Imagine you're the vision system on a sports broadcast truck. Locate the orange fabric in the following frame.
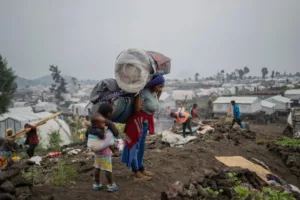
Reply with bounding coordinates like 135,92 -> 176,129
173,112 -> 190,124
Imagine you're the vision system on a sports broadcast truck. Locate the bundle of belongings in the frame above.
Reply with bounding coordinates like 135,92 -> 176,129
87,48 -> 171,152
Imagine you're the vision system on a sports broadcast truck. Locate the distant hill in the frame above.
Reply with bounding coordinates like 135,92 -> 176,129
15,76 -> 98,88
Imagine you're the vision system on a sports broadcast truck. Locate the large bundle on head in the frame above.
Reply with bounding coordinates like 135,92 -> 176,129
89,49 -> 171,124
115,49 -> 171,93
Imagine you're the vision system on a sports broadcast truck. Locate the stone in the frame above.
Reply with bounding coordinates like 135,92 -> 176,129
0,193 -> 16,200
197,185 -> 209,198
204,169 -> 216,178
190,172 -> 204,184
0,170 -> 19,184
15,186 -> 31,198
186,184 -> 198,198
0,180 -> 15,193
11,176 -> 32,188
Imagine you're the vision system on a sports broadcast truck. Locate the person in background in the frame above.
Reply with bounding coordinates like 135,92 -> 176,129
190,104 -> 198,119
208,98 -> 213,110
170,111 -> 192,138
230,101 -> 244,129
166,106 -> 171,119
24,124 -> 41,158
6,128 -> 13,137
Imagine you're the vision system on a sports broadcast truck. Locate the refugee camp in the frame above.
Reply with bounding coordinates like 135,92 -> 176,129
0,1 -> 300,200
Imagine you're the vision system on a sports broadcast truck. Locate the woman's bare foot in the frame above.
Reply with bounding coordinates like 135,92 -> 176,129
140,170 -> 154,176
134,171 -> 152,181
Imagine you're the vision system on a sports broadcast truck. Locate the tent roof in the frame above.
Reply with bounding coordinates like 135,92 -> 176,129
159,92 -> 171,101
0,107 -> 53,123
266,95 -> 292,103
213,96 -> 259,104
261,100 -> 276,108
285,89 -> 300,95
172,90 -> 195,100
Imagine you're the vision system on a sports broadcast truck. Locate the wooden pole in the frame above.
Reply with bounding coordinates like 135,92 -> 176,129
5,112 -> 62,140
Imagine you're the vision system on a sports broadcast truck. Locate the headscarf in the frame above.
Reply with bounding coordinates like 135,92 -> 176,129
145,73 -> 165,88
6,128 -> 12,136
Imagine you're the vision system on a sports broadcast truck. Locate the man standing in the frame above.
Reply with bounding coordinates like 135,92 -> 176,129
231,101 -> 244,128
24,124 -> 39,158
190,104 -> 198,119
170,111 -> 192,138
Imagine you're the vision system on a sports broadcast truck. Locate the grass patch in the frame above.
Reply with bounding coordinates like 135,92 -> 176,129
50,161 -> 77,186
276,137 -> 300,148
21,166 -> 43,183
233,186 -> 295,200
47,129 -> 62,152
70,118 -> 85,143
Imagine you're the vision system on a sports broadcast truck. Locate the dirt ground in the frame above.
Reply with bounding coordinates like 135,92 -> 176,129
30,124 -> 300,200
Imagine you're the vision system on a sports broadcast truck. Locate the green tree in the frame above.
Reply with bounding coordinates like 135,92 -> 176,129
243,66 -> 250,75
275,71 -> 280,77
271,71 -> 275,79
49,65 -> 68,101
261,67 -> 268,79
195,72 -> 199,81
71,77 -> 78,87
237,69 -> 244,79
0,55 -> 16,114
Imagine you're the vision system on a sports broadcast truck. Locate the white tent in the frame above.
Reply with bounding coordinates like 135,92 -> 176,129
213,96 -> 261,117
172,90 -> 196,101
261,100 -> 276,115
265,95 -> 292,111
13,102 -> 30,108
69,102 -> 90,116
159,92 -> 175,109
35,101 -> 58,112
284,89 -> 300,101
0,107 -> 54,137
36,119 -> 72,149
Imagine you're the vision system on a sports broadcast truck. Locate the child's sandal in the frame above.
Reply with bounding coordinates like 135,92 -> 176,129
92,184 -> 104,190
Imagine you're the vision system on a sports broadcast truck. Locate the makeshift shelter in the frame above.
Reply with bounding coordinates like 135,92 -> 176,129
261,100 -> 276,115
284,89 -> 300,103
13,102 -> 30,108
159,92 -> 175,108
171,90 -> 196,101
213,96 -> 261,118
265,95 -> 292,112
34,101 -> 57,113
37,119 -> 72,149
69,102 -> 91,116
0,107 -> 55,137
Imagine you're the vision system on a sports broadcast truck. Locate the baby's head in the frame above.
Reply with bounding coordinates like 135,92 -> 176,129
98,103 -> 114,119
91,114 -> 106,129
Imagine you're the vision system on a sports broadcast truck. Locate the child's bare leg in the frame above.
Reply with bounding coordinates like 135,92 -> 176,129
105,171 -> 113,185
95,168 -> 100,185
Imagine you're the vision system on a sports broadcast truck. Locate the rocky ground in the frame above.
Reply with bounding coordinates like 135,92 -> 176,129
1,124 -> 299,200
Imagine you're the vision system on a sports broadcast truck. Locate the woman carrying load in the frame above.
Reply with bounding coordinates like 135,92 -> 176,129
121,73 -> 165,181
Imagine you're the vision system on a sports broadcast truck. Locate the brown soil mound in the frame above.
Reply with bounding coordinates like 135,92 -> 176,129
267,143 -> 300,181
17,125 -> 298,200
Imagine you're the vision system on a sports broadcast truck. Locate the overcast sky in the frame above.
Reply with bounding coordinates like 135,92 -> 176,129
0,0 -> 299,80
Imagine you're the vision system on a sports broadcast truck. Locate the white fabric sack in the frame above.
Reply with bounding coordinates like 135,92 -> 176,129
87,131 -> 115,152
115,49 -> 156,93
